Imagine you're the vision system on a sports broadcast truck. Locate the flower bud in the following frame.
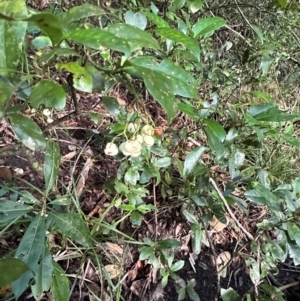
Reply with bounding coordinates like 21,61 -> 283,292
142,134 -> 155,146
127,122 -> 138,133
104,142 -> 119,156
142,125 -> 154,136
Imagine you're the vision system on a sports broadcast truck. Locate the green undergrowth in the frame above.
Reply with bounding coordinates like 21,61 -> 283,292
1,0 -> 300,300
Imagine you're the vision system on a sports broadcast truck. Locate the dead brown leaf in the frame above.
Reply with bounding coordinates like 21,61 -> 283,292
76,158 -> 93,196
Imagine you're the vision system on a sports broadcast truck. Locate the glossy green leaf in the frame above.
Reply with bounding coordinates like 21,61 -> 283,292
28,80 -> 66,110
52,212 -> 90,247
187,286 -> 200,301
130,65 -> 177,122
130,56 -> 197,98
102,96 -> 120,116
0,0 -> 27,74
106,23 -> 159,52
31,36 -> 52,49
60,3 -> 104,25
192,17 -> 226,37
51,261 -> 70,301
124,168 -> 139,185
287,242 -> 300,265
154,157 -> 173,168
156,28 -> 200,61
140,165 -> 161,184
31,247 -> 53,299
140,246 -> 153,260
221,288 -> 243,301
188,0 -> 203,13
8,113 -> 46,151
131,210 -> 142,226
0,258 -> 30,286
287,223 -> 300,246
252,25 -> 264,44
0,200 -> 33,223
44,140 -> 60,196
204,119 -> 226,142
169,0 -> 186,12
245,257 -> 260,284
12,214 -> 46,299
124,10 -> 147,30
178,102 -> 198,118
171,260 -> 184,272
183,146 -> 206,177
204,128 -> 226,160
144,12 -> 170,28
25,13 -> 63,46
56,62 -> 93,93
156,239 -> 181,249
65,28 -> 131,58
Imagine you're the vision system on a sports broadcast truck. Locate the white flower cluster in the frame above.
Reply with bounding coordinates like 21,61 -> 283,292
104,124 -> 155,157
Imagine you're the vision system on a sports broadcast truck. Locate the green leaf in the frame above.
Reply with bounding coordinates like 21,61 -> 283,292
191,223 -> 203,254
221,288 -> 243,301
154,157 -> 173,168
140,165 -> 161,184
156,28 -> 200,61
31,36 -> 52,49
106,23 -> 159,52
171,260 -> 184,272
51,261 -> 70,301
12,214 -> 46,299
25,13 -> 63,46
178,102 -> 198,118
0,200 -> 33,223
282,134 -> 300,148
186,286 -> 200,301
65,28 -> 131,58
44,140 -> 60,196
192,17 -> 226,37
259,53 -> 273,76
60,3 -> 104,25
124,167 -> 139,185
183,146 -> 206,177
277,0 -> 287,8
204,128 -> 226,160
287,223 -> 300,246
245,257 -> 260,285
31,247 -> 53,299
131,65 -> 177,122
0,0 -> 27,74
140,246 -> 153,260
0,81 -> 12,115
287,242 -> 300,265
0,258 -> 30,286
204,119 -> 226,142
251,25 -> 264,44
56,62 -> 93,93
245,189 -> 267,205
156,239 -> 181,249
51,212 -> 90,247
131,210 -> 142,226
102,96 -> 120,116
144,12 -> 170,28
28,80 -> 66,110
187,0 -> 203,13
130,56 -> 197,98
124,10 -> 147,30
8,113 -> 46,151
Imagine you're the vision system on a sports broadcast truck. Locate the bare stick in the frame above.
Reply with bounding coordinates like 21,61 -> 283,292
209,178 -> 254,241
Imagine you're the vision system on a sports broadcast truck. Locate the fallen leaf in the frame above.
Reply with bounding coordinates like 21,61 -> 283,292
76,158 -> 93,196
104,264 -> 121,279
216,251 -> 231,278
209,215 -> 228,233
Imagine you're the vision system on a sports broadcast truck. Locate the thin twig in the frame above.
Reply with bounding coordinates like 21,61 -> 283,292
209,177 -> 254,240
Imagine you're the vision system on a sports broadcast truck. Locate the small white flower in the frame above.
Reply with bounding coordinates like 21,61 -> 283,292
119,140 -> 142,157
142,134 -> 155,146
47,117 -> 53,123
104,142 -> 119,156
135,134 -> 143,144
142,125 -> 154,136
42,109 -> 51,116
127,122 -> 138,133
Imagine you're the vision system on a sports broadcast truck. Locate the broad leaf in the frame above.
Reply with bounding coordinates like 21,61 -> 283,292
12,214 -> 46,299
204,128 -> 226,160
0,200 -> 33,223
252,25 -> 264,44
188,0 -> 203,13
156,239 -> 181,249
60,3 -> 104,25
154,157 -> 173,168
131,210 -> 143,226
102,96 -> 120,116
28,80 -> 66,110
0,82 -> 13,115
44,140 -> 61,196
8,113 -> 46,151
156,28 -> 200,61
140,246 -> 153,260
124,10 -> 147,30
192,17 -> 226,37
144,12 -> 170,28
106,23 -> 159,52
31,247 -> 53,299
183,146 -> 206,177
124,167 -> 139,185
259,53 -> 273,76
65,28 -> 131,58
130,56 -> 197,98
25,13 -> 63,46
52,212 -> 90,247
56,62 -> 93,93
0,258 -> 30,286
0,0 -> 28,74
51,261 -> 70,301
204,119 -> 226,142
221,288 -> 242,301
